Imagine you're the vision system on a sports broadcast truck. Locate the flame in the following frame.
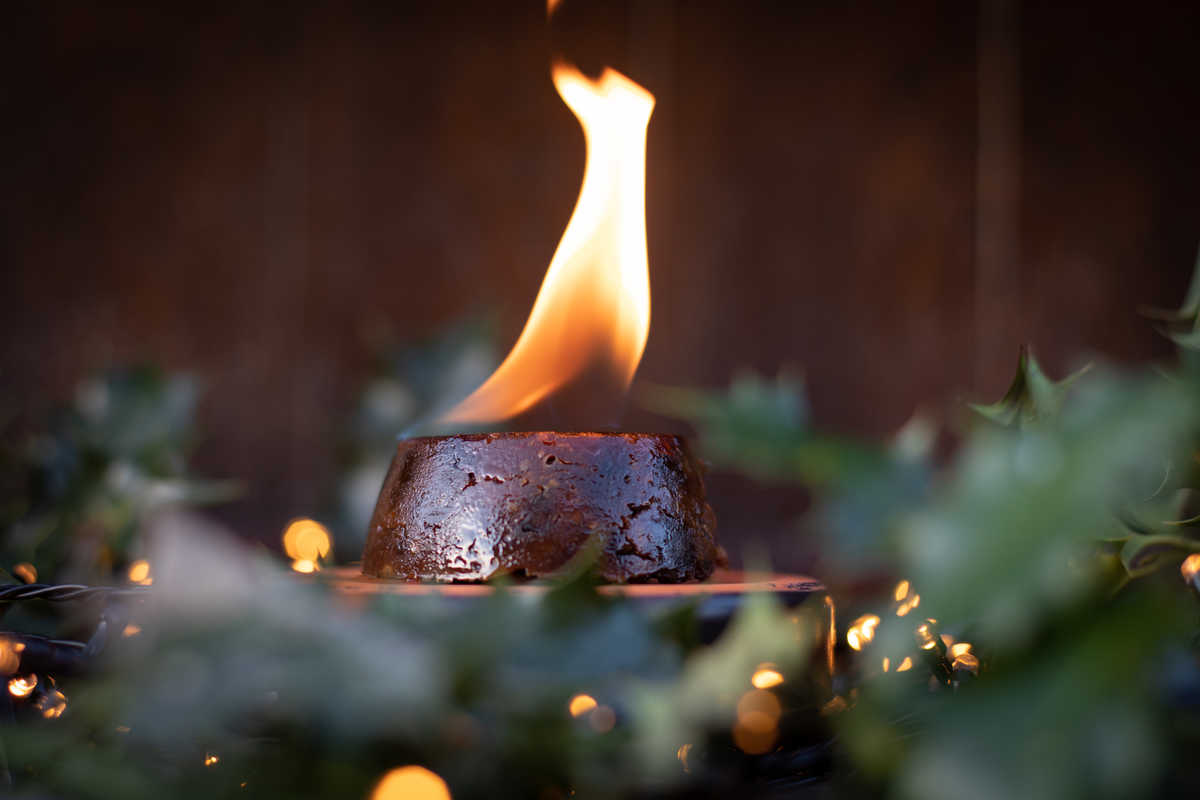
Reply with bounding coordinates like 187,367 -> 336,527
441,64 -> 655,425
371,766 -> 452,800
204,753 -> 220,767
13,562 -> 37,583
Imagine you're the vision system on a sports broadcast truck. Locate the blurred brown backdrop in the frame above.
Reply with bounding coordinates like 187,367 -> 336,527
2,1 -> 1197,569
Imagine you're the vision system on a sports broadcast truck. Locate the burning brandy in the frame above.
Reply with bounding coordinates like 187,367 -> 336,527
440,64 -> 654,426
363,65 -> 721,583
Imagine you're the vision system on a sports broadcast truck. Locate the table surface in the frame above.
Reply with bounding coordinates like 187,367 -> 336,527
318,566 -> 824,597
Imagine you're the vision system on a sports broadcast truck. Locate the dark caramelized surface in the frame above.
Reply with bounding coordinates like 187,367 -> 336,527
362,432 -> 719,582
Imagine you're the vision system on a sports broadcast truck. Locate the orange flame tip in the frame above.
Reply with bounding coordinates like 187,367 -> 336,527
441,64 -> 655,425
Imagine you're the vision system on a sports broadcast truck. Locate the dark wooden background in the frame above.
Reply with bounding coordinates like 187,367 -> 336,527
2,1 -> 1197,570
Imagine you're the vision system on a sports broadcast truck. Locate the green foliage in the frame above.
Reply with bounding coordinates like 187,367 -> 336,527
967,346 -> 1092,428
8,254 -> 1200,800
643,370 -> 887,486
1142,247 -> 1200,371
1140,246 -> 1200,327
646,370 -> 934,574
2,514 -> 815,800
896,581 -> 1190,800
650,326 -> 1200,799
0,366 -> 238,583
901,368 -> 1198,642
632,590 -> 814,779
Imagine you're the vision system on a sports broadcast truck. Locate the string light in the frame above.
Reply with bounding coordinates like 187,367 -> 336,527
8,674 -> 37,697
952,651 -> 980,673
750,663 -> 784,689
35,687 -> 67,719
895,593 -> 921,617
846,614 -> 880,650
915,621 -> 938,650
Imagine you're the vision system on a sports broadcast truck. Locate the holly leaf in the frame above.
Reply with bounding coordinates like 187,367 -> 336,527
1167,327 -> 1200,353
1141,246 -> 1200,377
1139,244 -> 1200,326
969,346 -> 1092,428
1119,532 -> 1200,578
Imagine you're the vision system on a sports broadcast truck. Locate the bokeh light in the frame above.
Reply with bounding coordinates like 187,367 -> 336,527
283,518 -> 332,573
0,637 -> 20,674
733,689 -> 781,754
35,687 -> 67,719
751,663 -> 784,689
1181,553 -> 1200,583
676,743 -> 692,773
128,560 -> 152,585
8,674 -> 37,697
370,766 -> 451,800
588,705 -> 616,733
915,621 -> 937,650
846,614 -> 880,650
568,694 -> 597,717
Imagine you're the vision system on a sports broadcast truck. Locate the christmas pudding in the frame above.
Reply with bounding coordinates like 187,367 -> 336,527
362,432 -> 720,582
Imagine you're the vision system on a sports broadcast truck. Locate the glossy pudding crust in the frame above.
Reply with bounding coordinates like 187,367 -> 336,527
362,432 -> 719,583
